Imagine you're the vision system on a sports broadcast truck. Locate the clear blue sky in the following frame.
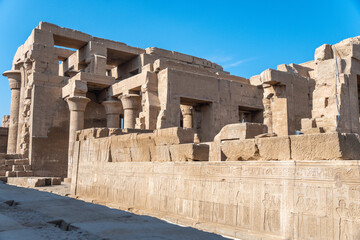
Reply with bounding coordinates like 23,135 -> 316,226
0,0 -> 360,119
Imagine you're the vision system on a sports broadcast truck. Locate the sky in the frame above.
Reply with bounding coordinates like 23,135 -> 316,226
0,0 -> 360,118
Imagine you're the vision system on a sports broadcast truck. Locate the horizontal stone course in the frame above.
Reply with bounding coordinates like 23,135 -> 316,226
71,159 -> 360,240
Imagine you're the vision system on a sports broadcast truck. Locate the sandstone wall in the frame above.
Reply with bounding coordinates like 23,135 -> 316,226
71,128 -> 360,239
71,155 -> 360,239
73,127 -> 208,163
157,68 -> 263,142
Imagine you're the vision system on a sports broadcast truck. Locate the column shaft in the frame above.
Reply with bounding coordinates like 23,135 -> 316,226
123,109 -> 136,129
3,70 -> 22,154
66,96 -> 90,179
107,114 -> 120,128
7,88 -> 20,153
181,105 -> 193,129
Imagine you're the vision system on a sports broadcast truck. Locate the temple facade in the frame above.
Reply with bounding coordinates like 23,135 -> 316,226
2,22 -> 360,239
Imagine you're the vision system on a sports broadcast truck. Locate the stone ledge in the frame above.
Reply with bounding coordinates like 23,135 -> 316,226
220,132 -> 360,161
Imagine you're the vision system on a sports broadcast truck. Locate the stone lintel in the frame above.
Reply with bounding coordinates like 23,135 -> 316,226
111,71 -> 149,97
62,79 -> 88,99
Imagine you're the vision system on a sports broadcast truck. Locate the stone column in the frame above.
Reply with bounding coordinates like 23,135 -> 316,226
66,96 -> 90,179
180,105 -> 193,129
3,70 -> 21,154
120,94 -> 140,129
102,100 -> 123,128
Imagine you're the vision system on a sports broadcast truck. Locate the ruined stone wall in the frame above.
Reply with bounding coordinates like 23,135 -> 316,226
157,68 -> 263,142
8,22 -> 121,178
71,139 -> 360,239
0,128 -> 8,153
253,67 -> 314,136
70,127 -> 360,239
73,127 -> 208,163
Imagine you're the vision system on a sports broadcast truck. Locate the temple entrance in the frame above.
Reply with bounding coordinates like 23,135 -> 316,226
180,97 -> 213,142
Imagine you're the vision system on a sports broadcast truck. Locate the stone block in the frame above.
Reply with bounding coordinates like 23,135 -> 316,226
256,136 -> 291,160
16,171 -> 33,177
108,128 -> 122,136
12,165 -> 24,171
169,143 -> 209,161
109,143 -> 132,162
51,177 -> 61,185
5,159 -> 14,165
260,68 -> 289,85
7,177 -> 46,187
13,159 -> 29,165
5,171 -> 16,177
153,127 -> 195,146
95,128 -> 109,138
151,145 -> 171,162
302,128 -> 324,134
62,79 -> 88,99
221,139 -> 258,161
249,75 -> 262,86
301,118 -> 316,131
315,44 -> 333,62
214,123 -> 267,141
333,41 -> 360,60
129,133 -> 155,162
290,133 -> 360,160
208,141 -> 224,162
77,128 -> 97,140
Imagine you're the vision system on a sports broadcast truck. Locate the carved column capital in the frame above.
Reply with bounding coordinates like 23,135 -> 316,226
119,94 -> 140,129
180,105 -> 193,116
102,100 -> 123,115
120,94 -> 140,110
66,96 -> 90,112
3,70 -> 21,90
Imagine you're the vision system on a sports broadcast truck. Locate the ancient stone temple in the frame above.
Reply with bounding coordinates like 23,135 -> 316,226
1,22 -> 360,239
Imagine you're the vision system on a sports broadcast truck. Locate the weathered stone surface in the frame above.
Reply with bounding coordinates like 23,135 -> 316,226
214,123 -> 267,141
0,127 -> 8,153
71,158 -> 360,240
290,133 -> 360,160
256,136 -> 291,160
169,143 -> 209,161
221,139 -> 258,161
315,44 -> 333,62
153,127 -> 195,145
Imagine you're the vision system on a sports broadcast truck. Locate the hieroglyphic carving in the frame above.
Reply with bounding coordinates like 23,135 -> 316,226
296,195 -> 306,238
19,59 -> 33,156
337,200 -> 350,240
263,193 -> 272,232
262,192 -> 280,233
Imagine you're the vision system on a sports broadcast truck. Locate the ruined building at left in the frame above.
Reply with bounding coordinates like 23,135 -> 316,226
1,22 -> 262,180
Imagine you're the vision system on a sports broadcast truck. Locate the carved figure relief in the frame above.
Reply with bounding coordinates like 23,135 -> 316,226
336,200 -> 350,240
263,193 -> 272,232
296,195 -> 306,238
